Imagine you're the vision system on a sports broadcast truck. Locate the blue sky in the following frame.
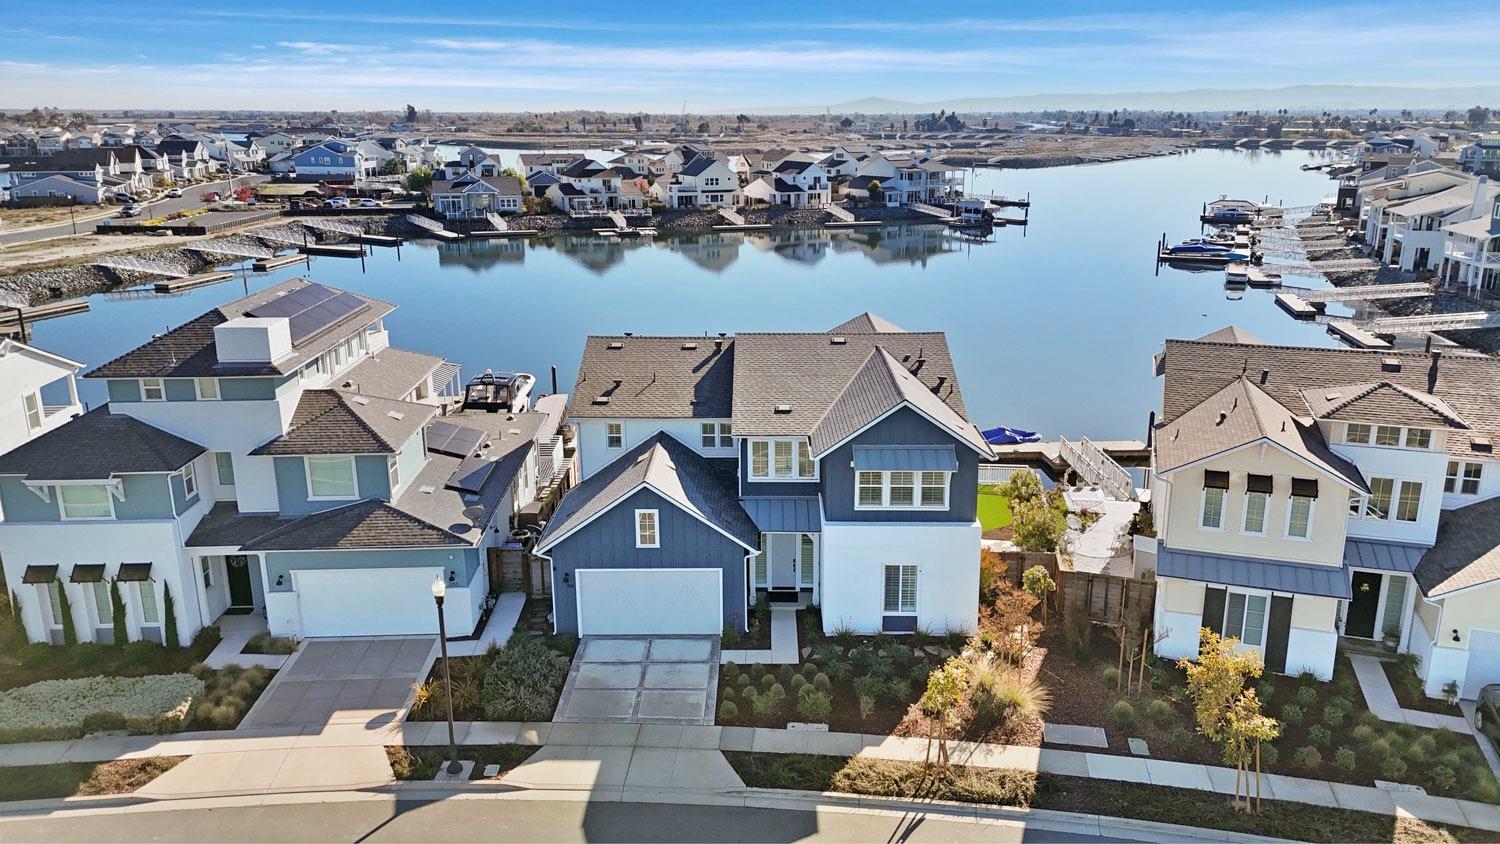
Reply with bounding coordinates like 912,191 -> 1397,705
2,0 -> 1495,112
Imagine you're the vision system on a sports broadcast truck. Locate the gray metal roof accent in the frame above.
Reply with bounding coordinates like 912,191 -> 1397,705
1344,538 -> 1426,574
741,497 -> 821,533
537,431 -> 758,552
0,404 -> 205,480
1157,545 -> 1352,599
1414,497 -> 1500,597
852,445 -> 959,472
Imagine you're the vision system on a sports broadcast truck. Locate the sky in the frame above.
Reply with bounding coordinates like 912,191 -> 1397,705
2,0 -> 1497,113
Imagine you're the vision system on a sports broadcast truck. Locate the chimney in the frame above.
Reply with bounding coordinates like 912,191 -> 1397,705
1429,350 -> 1441,393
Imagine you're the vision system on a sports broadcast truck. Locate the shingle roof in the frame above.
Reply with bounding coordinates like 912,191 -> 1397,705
394,409 -> 547,541
808,347 -> 991,456
569,336 -> 734,419
537,431 -> 757,552
340,347 -> 443,401
430,174 -> 522,196
1194,325 -> 1264,345
1299,382 -> 1469,428
829,312 -> 906,334
242,499 -> 468,550
1413,497 -> 1500,597
251,389 -> 435,455
1158,339 -> 1500,460
0,405 -> 204,480
1154,377 -> 1367,491
186,503 -> 289,548
85,279 -> 395,379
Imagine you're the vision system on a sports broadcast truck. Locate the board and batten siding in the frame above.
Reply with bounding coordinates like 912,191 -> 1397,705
545,487 -> 749,635
737,438 -> 820,497
821,406 -> 979,523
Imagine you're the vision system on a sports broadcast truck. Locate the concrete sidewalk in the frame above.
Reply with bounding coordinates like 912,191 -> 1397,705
720,607 -> 799,665
1348,654 -> 1472,733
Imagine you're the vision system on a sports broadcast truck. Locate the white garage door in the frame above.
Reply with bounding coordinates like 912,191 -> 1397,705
1463,630 -> 1500,700
294,567 -> 442,637
576,568 -> 722,636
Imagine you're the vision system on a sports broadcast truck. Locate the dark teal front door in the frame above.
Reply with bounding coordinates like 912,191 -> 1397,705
226,555 -> 254,608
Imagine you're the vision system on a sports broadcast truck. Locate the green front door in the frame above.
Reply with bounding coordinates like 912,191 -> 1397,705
226,555 -> 254,608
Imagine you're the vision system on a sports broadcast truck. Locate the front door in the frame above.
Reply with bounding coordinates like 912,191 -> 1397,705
768,533 -> 797,590
1345,571 -> 1383,639
226,555 -> 255,608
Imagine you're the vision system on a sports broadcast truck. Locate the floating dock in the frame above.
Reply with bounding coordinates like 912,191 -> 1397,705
1226,263 -> 1282,287
299,244 -> 365,258
0,299 -> 91,328
824,220 -> 882,229
989,438 -> 1150,480
469,229 -> 540,238
1159,248 -> 1247,266
1328,321 -> 1392,349
712,223 -> 773,232
153,271 -> 234,293
356,234 -> 401,247
1275,292 -> 1322,319
253,254 -> 310,272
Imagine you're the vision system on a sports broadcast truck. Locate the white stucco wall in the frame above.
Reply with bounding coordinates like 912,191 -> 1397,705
574,418 -> 734,478
1334,434 -> 1447,546
818,520 -> 979,635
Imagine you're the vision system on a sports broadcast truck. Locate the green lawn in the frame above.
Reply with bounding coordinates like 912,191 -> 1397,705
978,487 -> 1013,532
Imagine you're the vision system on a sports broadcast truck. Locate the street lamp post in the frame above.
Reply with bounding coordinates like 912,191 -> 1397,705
430,577 -> 463,776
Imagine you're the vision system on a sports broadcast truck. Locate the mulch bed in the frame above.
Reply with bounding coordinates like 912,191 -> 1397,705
1383,658 -> 1465,716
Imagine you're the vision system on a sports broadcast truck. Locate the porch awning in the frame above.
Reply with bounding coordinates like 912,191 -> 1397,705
852,445 -> 958,473
21,564 -> 58,584
1345,539 -> 1425,574
741,497 -> 821,534
116,563 -> 153,582
1157,545 -> 1352,599
69,564 -> 106,583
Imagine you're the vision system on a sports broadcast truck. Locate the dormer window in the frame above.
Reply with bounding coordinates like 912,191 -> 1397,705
141,378 -> 165,401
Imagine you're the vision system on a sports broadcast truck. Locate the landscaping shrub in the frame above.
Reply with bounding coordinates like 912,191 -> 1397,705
123,641 -> 164,668
0,674 -> 202,743
1308,724 -> 1331,747
767,683 -> 786,704
1108,699 -> 1136,731
719,701 -> 739,721
721,686 -> 735,702
242,633 -> 297,655
857,694 -> 876,720
852,674 -> 884,703
1097,666 -> 1121,688
57,587 -> 77,647
722,662 -> 738,679
163,584 -> 179,649
1255,680 -> 1275,702
879,643 -> 909,667
1144,698 -> 1175,727
185,664 -> 272,731
736,674 -> 751,687
812,672 -> 831,692
825,658 -> 853,685
1348,724 -> 1375,744
1333,746 -> 1357,772
1321,704 -> 1345,728
970,662 -> 1051,723
833,626 -> 856,649
1429,765 -> 1458,793
800,662 -> 818,679
789,674 -> 807,693
18,643 -> 56,670
760,673 -> 776,690
884,675 -> 910,701
910,662 -> 932,690
1380,756 -> 1408,780
943,630 -> 968,651
480,635 -> 570,721
68,642 -> 106,671
796,690 -> 832,722
1291,746 -> 1322,770
1259,743 -> 1279,768
778,664 -> 795,684
1063,612 -> 1091,662
1366,737 -> 1393,762
1294,685 -> 1318,708
1279,704 -> 1303,726
1408,733 -> 1437,762
1168,727 -> 1192,753
751,689 -> 779,717
81,711 -> 128,734
751,664 -> 767,681
828,757 -> 1036,807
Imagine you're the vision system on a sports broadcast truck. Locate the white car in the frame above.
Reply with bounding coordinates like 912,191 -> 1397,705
164,188 -> 183,198
357,198 -> 382,208
323,197 -> 350,209
119,204 -> 144,217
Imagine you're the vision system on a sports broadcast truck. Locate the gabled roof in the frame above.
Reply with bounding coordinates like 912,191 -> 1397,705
809,347 -> 991,456
570,336 -> 734,419
0,338 -> 84,371
0,405 -> 204,480
1154,377 -> 1367,491
1194,325 -> 1264,345
242,499 -> 468,550
829,312 -> 905,334
678,155 -> 724,177
1414,497 -> 1500,597
1299,382 -> 1469,429
558,158 -> 615,179
251,389 -> 434,456
536,431 -> 757,553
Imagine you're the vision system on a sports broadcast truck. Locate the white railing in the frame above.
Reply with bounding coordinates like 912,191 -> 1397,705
978,464 -> 1028,485
908,201 -> 951,218
1059,436 -> 1136,501
718,207 -> 746,226
825,204 -> 855,223
485,212 -> 508,232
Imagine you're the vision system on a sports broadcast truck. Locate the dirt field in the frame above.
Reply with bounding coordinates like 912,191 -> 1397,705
0,204 -> 115,231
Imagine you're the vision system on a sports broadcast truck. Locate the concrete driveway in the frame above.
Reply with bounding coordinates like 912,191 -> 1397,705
554,636 -> 719,726
238,636 -> 436,731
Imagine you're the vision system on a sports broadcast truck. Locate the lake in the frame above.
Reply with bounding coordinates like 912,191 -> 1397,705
30,148 -> 1342,442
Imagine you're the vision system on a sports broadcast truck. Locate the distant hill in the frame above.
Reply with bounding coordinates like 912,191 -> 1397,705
729,85 -> 1500,115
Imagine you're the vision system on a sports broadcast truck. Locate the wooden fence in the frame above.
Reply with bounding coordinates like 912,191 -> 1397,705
1058,570 -> 1155,629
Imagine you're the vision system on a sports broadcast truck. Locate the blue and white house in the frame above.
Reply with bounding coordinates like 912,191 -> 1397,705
0,279 -> 569,645
269,140 -> 376,181
535,313 -> 994,637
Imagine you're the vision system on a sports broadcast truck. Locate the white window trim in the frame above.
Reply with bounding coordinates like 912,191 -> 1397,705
23,390 -> 43,432
57,483 -> 117,520
303,455 -> 359,501
1353,475 -> 1424,523
882,563 -> 919,615
387,456 -> 400,494
196,377 -> 220,400
635,509 -> 660,549
1284,495 -> 1316,541
605,422 -> 623,449
854,470 -> 951,510
214,452 -> 236,487
1223,588 -> 1270,648
181,463 -> 198,499
1445,460 -> 1483,496
1393,479 -> 1424,523
140,377 -> 165,401
746,437 -> 818,481
90,580 -> 113,628
1198,486 -> 1226,532
1241,489 -> 1269,536
699,421 -> 733,450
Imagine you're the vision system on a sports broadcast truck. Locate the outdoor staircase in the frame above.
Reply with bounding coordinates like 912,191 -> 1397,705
908,201 -> 953,219
485,212 -> 509,232
403,213 -> 447,233
1059,436 -> 1137,501
825,204 -> 855,223
607,210 -> 629,229
718,207 -> 746,226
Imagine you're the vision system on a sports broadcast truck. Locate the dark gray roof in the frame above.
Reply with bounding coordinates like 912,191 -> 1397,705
570,336 -> 734,419
430,173 -> 522,196
341,347 -> 443,401
0,405 -> 204,480
86,279 -> 396,379
807,347 -> 990,456
537,431 -> 758,552
830,312 -> 906,334
678,156 -> 721,177
242,499 -> 469,551
186,503 -> 289,548
394,409 -> 548,541
1414,497 -> 1500,597
1345,538 -> 1426,573
251,389 -> 434,456
741,497 -> 821,533
1158,545 -> 1353,599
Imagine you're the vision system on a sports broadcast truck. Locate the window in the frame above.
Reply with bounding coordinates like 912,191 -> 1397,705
1404,428 -> 1431,450
883,564 -> 918,614
888,472 -> 916,506
751,440 -> 769,476
799,534 -> 815,586
635,509 -> 659,548
1200,487 -> 1225,530
1223,592 -> 1268,647
214,452 -> 236,486
1446,461 -> 1483,495
181,463 -> 197,498
1243,490 -> 1268,534
305,456 -> 357,499
857,471 -> 951,509
196,378 -> 219,400
91,581 -> 113,626
44,582 -> 63,630
753,534 -> 767,586
606,423 -> 623,449
797,441 -> 814,477
387,456 -> 400,492
1366,478 -> 1395,520
1374,425 -> 1403,447
748,438 -> 817,480
1344,423 -> 1371,445
700,422 -> 733,449
201,557 -> 213,588
920,472 -> 948,508
59,484 -> 113,519
1395,481 -> 1422,522
23,391 -> 42,431
136,582 -> 160,625
857,471 -> 883,507
1287,495 -> 1314,539
773,440 -> 793,477
141,378 -> 165,401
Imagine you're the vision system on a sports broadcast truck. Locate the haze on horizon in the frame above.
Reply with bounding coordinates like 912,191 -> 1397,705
2,0 -> 1497,113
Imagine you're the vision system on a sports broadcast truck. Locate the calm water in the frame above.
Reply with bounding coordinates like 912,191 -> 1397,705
33,149 -> 1343,441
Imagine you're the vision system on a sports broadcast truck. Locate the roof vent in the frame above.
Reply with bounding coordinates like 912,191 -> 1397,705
774,404 -> 793,414
387,410 -> 404,420
350,395 -> 369,405
1324,392 -> 1342,401
607,341 -> 624,350
1473,435 -> 1493,451
508,428 -> 521,436
681,342 -> 698,350
1382,357 -> 1402,372
592,396 -> 610,405
830,336 -> 847,345
418,484 -> 435,494
1216,412 -> 1227,425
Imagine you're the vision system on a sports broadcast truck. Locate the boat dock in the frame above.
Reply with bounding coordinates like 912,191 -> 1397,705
1327,321 -> 1393,349
825,220 -> 882,229
153,271 -> 234,293
356,234 -> 402,247
403,214 -> 462,241
1226,263 -> 1282,287
299,244 -> 365,258
990,438 -> 1150,480
0,299 -> 91,331
470,229 -> 540,238
253,254 -> 310,272
1275,292 -> 1322,319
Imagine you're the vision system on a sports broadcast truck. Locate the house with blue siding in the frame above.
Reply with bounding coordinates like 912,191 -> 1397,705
0,279 -> 570,646
269,140 -> 375,181
535,312 -> 994,636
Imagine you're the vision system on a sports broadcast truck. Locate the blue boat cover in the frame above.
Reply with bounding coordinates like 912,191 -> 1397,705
982,426 -> 1041,445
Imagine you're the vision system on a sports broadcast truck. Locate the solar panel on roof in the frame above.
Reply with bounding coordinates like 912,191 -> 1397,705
426,420 -> 486,458
447,456 -> 496,494
248,285 -> 369,345
246,283 -> 339,319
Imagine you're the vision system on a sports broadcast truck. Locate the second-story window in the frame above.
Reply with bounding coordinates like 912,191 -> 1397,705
306,456 -> 357,499
1200,470 -> 1228,530
635,509 -> 659,548
196,378 -> 219,400
856,470 -> 950,509
700,422 -> 732,449
1286,493 -> 1315,539
141,378 -> 165,401
1395,480 -> 1423,522
1446,461 -> 1483,495
23,391 -> 42,432
181,463 -> 197,498
59,484 -> 114,519
748,438 -> 815,481
606,423 -> 623,449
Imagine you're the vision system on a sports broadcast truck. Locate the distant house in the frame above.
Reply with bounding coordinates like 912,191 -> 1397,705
546,159 -> 624,212
277,140 -> 376,181
430,173 -> 523,219
0,339 -> 83,457
846,152 -> 962,206
519,152 -> 585,179
650,155 -> 739,208
156,138 -> 215,180
7,174 -> 106,204
251,132 -> 298,157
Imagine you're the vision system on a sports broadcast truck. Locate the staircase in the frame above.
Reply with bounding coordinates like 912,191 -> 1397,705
908,201 -> 953,219
1059,436 -> 1137,501
718,207 -> 746,226
485,212 -> 509,232
825,204 -> 855,223
607,210 -> 629,229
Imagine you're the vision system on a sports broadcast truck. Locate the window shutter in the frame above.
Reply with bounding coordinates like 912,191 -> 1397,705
1203,470 -> 1230,490
1264,595 -> 1294,674
1291,478 -> 1319,498
1246,474 -> 1274,494
1202,587 -> 1227,636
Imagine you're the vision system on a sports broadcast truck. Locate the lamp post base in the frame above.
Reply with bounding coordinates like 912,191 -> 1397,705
446,759 -> 465,775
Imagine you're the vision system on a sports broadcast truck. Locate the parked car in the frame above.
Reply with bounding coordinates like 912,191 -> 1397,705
119,204 -> 144,217
357,198 -> 382,208
113,192 -> 138,203
323,197 -> 350,209
164,188 -> 183,198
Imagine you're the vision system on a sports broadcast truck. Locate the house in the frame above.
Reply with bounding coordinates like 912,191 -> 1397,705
6,174 -> 107,204
1356,165 -> 1472,255
430,173 -> 523,219
250,132 -> 299,157
1381,178 -> 1499,271
155,138 -> 215,180
275,140 -> 375,181
545,159 -> 625,212
0,279 -> 571,646
438,146 -> 503,180
534,313 -> 994,637
650,155 -> 739,208
1439,184 -> 1500,295
0,339 -> 83,459
742,172 -> 830,208
846,152 -> 963,206
1458,134 -> 1500,178
1149,329 -> 1500,699
519,152 -> 585,179
8,149 -> 152,196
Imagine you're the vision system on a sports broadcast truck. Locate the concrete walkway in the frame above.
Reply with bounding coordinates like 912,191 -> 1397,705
1349,654 -> 1473,733
447,592 -> 524,657
720,606 -> 799,665
200,614 -> 292,671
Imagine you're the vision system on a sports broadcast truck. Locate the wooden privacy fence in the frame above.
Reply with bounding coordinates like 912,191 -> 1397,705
1058,569 -> 1155,628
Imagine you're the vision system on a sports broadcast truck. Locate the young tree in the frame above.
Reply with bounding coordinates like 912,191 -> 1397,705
1010,495 -> 1065,552
57,586 -> 77,646
403,166 -> 433,193
163,582 -> 179,649
1222,689 -> 1279,812
502,166 -> 529,194
1179,628 -> 1276,808
110,580 -> 128,646
1021,565 -> 1056,624
867,180 -> 883,204
919,659 -> 969,768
